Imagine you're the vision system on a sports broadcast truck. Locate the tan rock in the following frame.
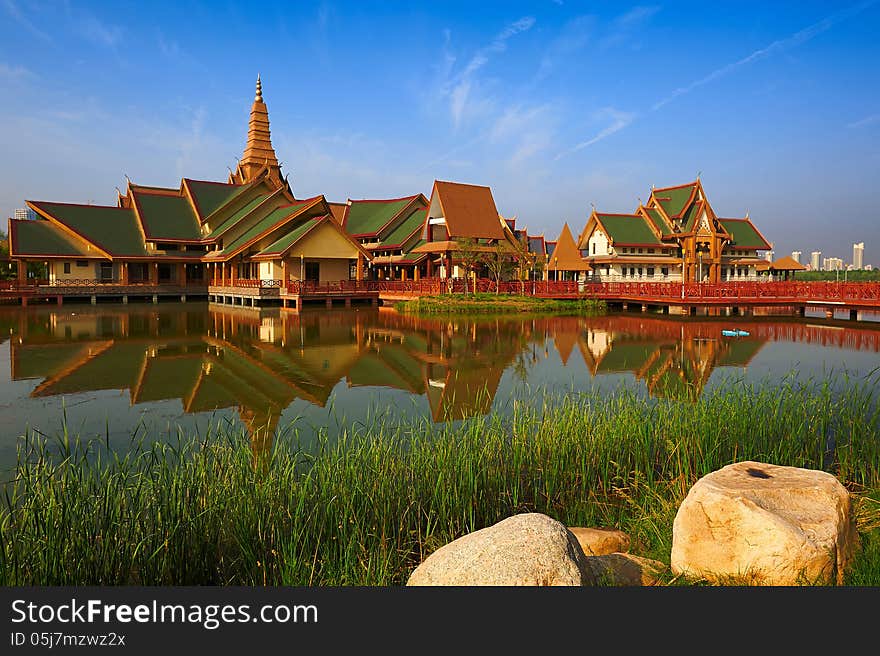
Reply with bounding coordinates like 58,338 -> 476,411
407,513 -> 596,586
568,527 -> 631,555
587,553 -> 667,586
671,460 -> 858,585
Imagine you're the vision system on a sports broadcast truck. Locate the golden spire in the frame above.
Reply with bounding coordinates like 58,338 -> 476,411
233,75 -> 281,185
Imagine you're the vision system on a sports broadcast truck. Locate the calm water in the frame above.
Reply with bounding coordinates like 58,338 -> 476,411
1,301 -> 879,471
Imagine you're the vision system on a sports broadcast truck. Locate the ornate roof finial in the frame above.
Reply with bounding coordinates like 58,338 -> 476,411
255,74 -> 263,102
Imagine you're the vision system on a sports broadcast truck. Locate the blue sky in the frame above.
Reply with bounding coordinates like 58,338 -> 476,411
1,1 -> 878,266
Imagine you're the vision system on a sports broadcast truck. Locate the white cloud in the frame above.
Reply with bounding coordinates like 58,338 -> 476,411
653,1 -> 877,110
848,113 -> 880,129
555,107 -> 635,159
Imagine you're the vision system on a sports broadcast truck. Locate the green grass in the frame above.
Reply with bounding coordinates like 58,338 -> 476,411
1,374 -> 879,586
395,293 -> 607,316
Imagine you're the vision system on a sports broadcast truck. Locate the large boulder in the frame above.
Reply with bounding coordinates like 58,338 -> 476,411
407,513 -> 596,586
671,460 -> 858,585
568,527 -> 631,555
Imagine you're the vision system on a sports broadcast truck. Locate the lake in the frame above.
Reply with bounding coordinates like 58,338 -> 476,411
1,301 -> 879,472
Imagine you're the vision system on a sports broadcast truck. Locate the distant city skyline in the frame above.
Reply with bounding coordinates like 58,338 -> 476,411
1,1 -> 878,261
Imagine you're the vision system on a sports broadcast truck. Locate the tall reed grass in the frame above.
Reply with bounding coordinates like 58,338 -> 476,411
1,373 -> 878,585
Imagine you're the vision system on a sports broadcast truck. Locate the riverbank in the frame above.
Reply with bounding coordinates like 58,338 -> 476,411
2,374 -> 878,586
394,292 -> 607,315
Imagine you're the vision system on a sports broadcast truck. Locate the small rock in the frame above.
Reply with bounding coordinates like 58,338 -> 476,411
587,553 -> 667,586
568,527 -> 631,555
671,460 -> 858,585
407,513 -> 596,586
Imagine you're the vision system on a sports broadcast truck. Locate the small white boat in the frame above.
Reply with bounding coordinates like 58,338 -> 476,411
721,329 -> 750,337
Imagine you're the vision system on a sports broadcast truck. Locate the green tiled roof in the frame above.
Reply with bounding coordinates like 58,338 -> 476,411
344,197 -> 414,236
400,242 -> 428,262
132,191 -> 201,241
12,219 -> 91,256
596,214 -> 662,246
653,184 -> 696,218
644,207 -> 674,237
219,201 -> 311,256
718,219 -> 770,249
186,180 -> 247,219
29,202 -> 147,256
348,353 -> 411,390
718,339 -> 765,367
207,193 -> 274,239
381,206 -> 425,247
680,202 -> 702,232
257,216 -> 321,256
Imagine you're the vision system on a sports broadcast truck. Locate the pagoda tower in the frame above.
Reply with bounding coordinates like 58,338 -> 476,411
229,75 -> 284,187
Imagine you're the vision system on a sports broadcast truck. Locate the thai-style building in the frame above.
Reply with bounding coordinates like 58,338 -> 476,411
546,223 -> 591,282
340,194 -> 430,280
577,179 -> 772,283
410,180 -> 520,279
9,77 -> 372,297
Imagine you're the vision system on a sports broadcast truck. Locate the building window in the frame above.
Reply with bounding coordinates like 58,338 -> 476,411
648,249 -> 654,254
76,260 -> 88,268
349,260 -> 358,280
630,267 -> 636,277
63,262 -> 71,274
591,242 -> 596,255
661,267 -> 668,277
130,263 -> 149,282
99,262 -> 113,282
637,248 -> 643,254
637,267 -> 643,276
647,267 -> 655,276
158,263 -> 174,282
305,261 -> 320,282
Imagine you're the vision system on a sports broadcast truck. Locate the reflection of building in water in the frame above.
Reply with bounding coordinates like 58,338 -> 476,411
576,316 -> 769,400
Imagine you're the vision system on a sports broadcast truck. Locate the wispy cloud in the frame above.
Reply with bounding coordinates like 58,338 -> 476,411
558,1 -> 876,158
442,16 -> 536,128
653,0 -> 877,110
848,113 -> 880,129
74,13 -> 123,47
599,4 -> 661,49
2,0 -> 51,42
556,108 -> 635,160
0,62 -> 32,79
535,15 -> 592,82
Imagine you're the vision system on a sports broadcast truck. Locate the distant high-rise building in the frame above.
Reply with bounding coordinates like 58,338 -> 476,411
823,257 -> 844,271
810,251 -> 821,271
13,208 -> 36,221
853,242 -> 864,270
791,250 -> 802,264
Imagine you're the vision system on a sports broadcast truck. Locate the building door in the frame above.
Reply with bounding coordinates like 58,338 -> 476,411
99,262 -> 113,282
305,261 -> 320,282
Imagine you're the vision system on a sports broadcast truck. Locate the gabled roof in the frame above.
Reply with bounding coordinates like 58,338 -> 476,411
343,195 -> 420,236
718,218 -> 771,250
432,180 -> 505,240
210,197 -> 321,260
527,235 -> 546,256
27,201 -> 147,257
381,205 -> 426,249
547,223 -> 590,271
770,255 -> 806,271
594,212 -> 663,246
651,181 -> 699,219
130,187 -> 201,241
640,205 -> 675,238
327,202 -> 348,224
205,191 -> 277,239
9,218 -> 95,257
182,179 -> 248,221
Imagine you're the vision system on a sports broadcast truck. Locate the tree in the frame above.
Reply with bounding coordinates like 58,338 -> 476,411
483,242 -> 519,294
0,228 -> 14,281
455,237 -> 483,296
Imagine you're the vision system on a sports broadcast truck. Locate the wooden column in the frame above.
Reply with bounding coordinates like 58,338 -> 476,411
281,259 -> 288,285
356,254 -> 364,281
150,262 -> 158,284
231,263 -> 237,286
17,260 -> 26,284
121,262 -> 129,285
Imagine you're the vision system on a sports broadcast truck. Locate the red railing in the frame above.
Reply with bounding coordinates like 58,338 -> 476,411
221,279 -> 283,289
586,281 -> 880,303
286,280 -> 378,295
